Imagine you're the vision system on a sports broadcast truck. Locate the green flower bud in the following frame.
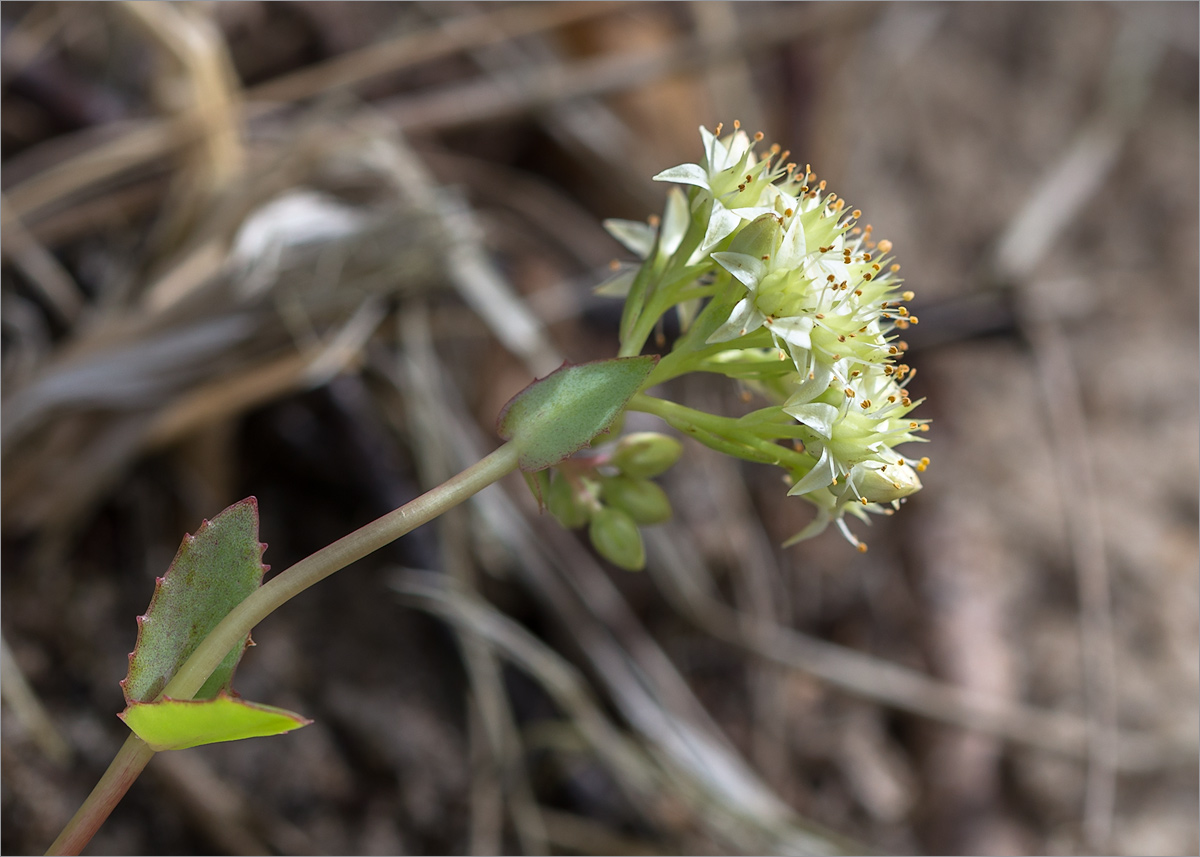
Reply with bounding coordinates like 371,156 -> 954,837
600,476 -> 672,525
725,211 -> 784,260
611,432 -> 683,479
848,461 -> 922,504
588,506 -> 646,571
547,472 -> 593,530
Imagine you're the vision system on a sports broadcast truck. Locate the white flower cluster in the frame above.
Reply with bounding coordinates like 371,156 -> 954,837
622,124 -> 930,550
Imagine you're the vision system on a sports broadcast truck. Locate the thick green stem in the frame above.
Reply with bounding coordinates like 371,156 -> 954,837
628,393 -> 810,470
46,441 -> 520,855
618,264 -> 715,359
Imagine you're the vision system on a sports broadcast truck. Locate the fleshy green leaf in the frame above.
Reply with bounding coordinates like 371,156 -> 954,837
496,357 -> 657,471
122,499 -> 267,704
120,693 -> 310,751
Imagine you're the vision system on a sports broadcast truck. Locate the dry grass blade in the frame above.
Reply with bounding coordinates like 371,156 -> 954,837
368,123 -> 563,376
396,303 -> 549,856
0,197 -> 84,324
0,635 -> 71,766
996,22 -> 1168,850
2,3 -> 623,231
644,527 -> 1191,772
246,2 -> 629,104
2,121 -> 456,539
386,6 -> 870,132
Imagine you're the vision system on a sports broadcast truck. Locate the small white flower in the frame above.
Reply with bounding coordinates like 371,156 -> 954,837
783,366 -> 928,502
705,213 -> 821,359
653,125 -> 779,253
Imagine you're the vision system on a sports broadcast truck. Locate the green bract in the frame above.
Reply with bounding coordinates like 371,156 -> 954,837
497,357 -> 657,472
122,694 -> 310,751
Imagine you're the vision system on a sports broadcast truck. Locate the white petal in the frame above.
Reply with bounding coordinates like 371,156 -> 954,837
784,402 -> 839,439
727,204 -> 778,221
788,362 -> 834,403
724,131 -> 753,168
806,256 -> 849,283
699,125 -> 720,170
700,205 -> 743,251
782,507 -> 831,547
779,213 -> 808,264
660,187 -> 689,257
788,446 -> 836,496
653,163 -> 711,189
766,185 -> 800,211
706,298 -> 765,343
593,268 -> 636,297
711,252 -> 765,289
770,315 -> 813,350
603,219 -> 656,258
834,515 -> 866,549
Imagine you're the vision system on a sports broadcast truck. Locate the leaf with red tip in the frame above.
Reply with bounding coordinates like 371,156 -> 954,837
121,499 -> 267,704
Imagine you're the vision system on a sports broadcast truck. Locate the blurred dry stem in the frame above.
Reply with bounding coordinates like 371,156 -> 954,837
2,2 -> 1196,855
996,19 -> 1167,851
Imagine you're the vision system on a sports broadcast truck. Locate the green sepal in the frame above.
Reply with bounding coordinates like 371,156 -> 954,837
523,469 -> 552,511
497,357 -> 657,472
120,693 -> 310,751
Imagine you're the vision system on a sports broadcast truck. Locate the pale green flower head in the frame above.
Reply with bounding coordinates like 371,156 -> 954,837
597,123 -> 931,553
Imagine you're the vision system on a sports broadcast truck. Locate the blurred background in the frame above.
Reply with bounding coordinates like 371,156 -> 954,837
2,2 -> 1196,854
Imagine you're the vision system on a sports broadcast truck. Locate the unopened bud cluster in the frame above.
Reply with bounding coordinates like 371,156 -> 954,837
546,433 -> 682,570
602,124 -> 930,550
